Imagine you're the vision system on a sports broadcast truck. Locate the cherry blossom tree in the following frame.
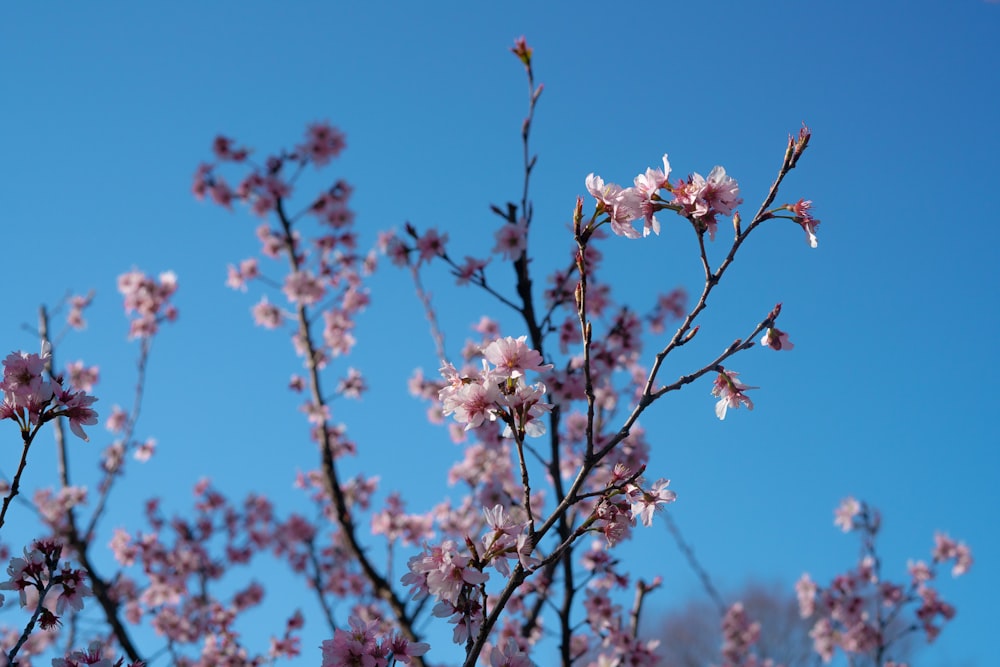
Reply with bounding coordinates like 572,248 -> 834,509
0,38 -> 971,667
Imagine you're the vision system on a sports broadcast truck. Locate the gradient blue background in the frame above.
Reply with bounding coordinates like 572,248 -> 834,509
2,2 -> 997,666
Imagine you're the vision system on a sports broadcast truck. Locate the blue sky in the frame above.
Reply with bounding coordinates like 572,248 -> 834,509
2,2 -> 998,666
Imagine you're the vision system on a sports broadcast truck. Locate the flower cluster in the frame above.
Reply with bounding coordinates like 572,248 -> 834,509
195,127 -> 371,364
193,122 -> 345,217
575,543 -> 662,666
1,346 -> 99,441
402,540 -> 490,644
439,336 -> 553,440
717,602 -> 781,667
0,539 -> 92,630
117,270 -> 179,339
320,616 -> 429,667
585,155 -> 744,241
796,499 -> 972,663
53,641 -> 145,667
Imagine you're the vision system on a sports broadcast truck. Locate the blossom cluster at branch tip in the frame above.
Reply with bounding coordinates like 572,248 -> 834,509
511,36 -> 532,68
797,499 -> 972,662
117,269 -> 179,339
1,346 -> 99,441
585,153 -> 748,241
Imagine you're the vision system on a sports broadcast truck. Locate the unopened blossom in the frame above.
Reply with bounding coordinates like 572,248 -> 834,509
511,36 -> 532,66
711,370 -> 756,420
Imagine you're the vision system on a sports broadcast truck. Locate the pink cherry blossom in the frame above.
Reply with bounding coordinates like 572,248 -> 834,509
282,270 -> 325,305
59,390 -> 99,441
105,405 -> 128,433
672,166 -> 742,240
796,573 -> 818,618
252,296 -> 284,329
834,496 -> 861,532
117,269 -> 179,339
585,173 -> 643,239
455,255 -> 490,285
66,360 -> 100,392
134,438 -> 156,462
67,292 -> 93,330
711,370 -> 756,420
493,220 -> 528,260
482,336 -> 550,379
441,381 -> 502,431
625,478 -> 677,527
298,121 -> 346,167
761,326 -> 794,351
415,228 -> 448,264
931,532 -> 973,576
789,198 -> 820,248
632,154 -> 671,237
488,638 -> 532,667
212,134 -> 248,162
703,165 -> 742,216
